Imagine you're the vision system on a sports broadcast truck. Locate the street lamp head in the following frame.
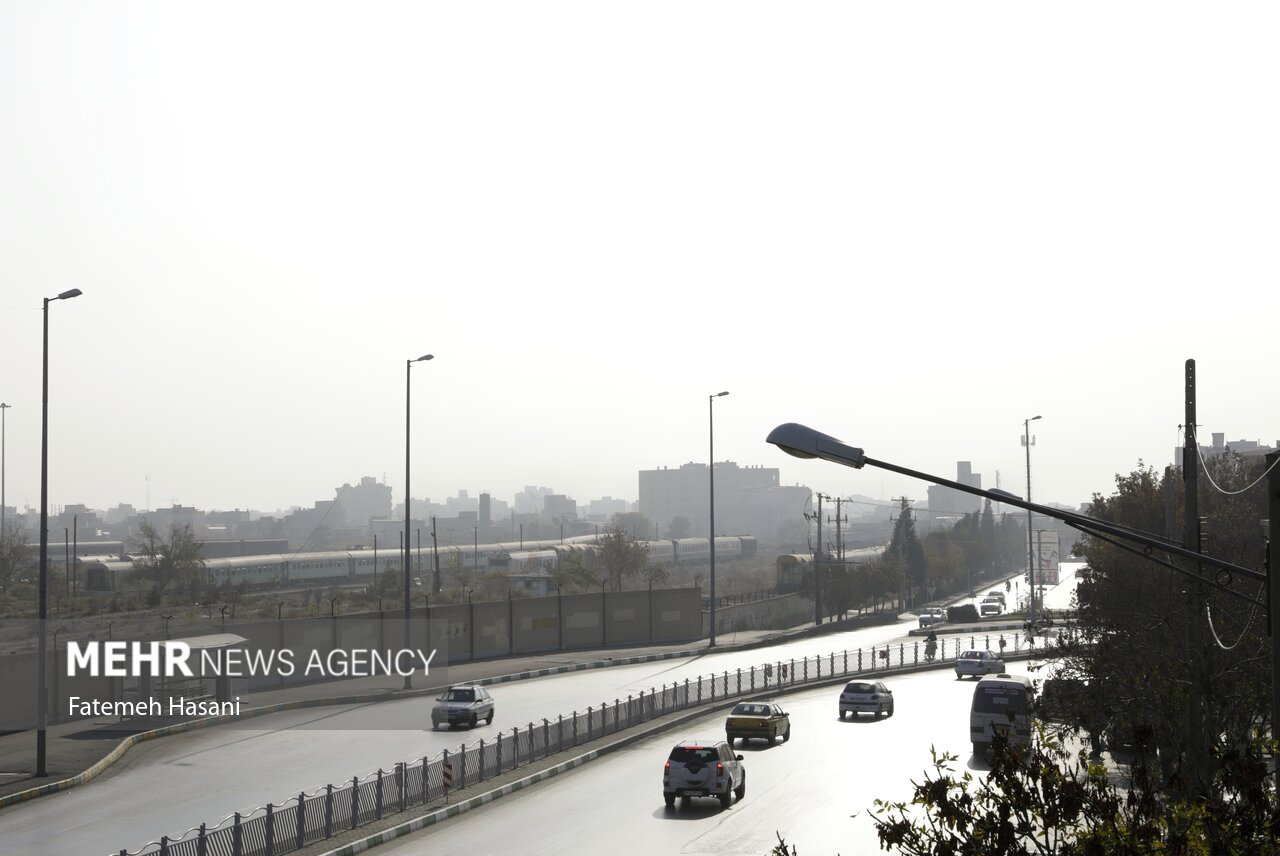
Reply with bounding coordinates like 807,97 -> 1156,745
712,391 -> 729,398
55,289 -> 83,301
1029,414 -> 1042,422
766,423 -> 866,468
413,354 -> 433,363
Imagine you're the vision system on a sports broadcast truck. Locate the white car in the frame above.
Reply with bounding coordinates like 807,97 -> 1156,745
431,685 -> 495,729
979,597 -> 1003,616
663,740 -> 745,809
955,649 -> 1005,680
918,607 -> 946,628
838,680 -> 894,718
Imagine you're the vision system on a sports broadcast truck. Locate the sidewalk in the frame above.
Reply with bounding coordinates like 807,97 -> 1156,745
0,627 -> 798,805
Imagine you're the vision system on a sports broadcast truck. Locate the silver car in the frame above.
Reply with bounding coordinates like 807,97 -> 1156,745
838,680 -> 894,718
955,649 -> 1005,680
662,740 -> 745,810
431,685 -> 495,729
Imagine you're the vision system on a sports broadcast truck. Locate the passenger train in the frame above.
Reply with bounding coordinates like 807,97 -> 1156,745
81,535 -> 758,597
775,545 -> 886,591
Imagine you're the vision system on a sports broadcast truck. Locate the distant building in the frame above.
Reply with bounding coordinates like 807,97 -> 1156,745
639,461 -> 792,542
334,477 -> 392,527
514,486 -> 553,515
925,462 -> 983,515
1174,432 -> 1277,466
584,496 -> 630,522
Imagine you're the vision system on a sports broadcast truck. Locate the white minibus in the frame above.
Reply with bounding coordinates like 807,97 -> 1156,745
970,673 -> 1034,756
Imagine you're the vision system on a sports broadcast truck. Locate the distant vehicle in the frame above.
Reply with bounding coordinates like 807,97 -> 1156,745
979,597 -> 1003,616
955,649 -> 1005,680
725,701 -> 790,745
838,680 -> 894,719
970,673 -> 1034,756
918,607 -> 946,628
663,740 -> 745,809
431,685 -> 495,729
985,590 -> 1007,607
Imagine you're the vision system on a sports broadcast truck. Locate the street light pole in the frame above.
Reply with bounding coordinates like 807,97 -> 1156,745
708,391 -> 728,646
1023,415 -> 1041,621
404,353 -> 432,690
37,287 -> 82,777
1,402 -> 10,534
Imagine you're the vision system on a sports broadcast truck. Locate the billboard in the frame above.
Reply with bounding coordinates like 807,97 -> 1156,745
1033,530 -> 1060,585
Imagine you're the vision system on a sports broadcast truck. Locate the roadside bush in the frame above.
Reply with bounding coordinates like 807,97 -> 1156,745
946,603 -> 979,623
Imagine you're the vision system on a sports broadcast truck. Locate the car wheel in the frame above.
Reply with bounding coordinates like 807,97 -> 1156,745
734,778 -> 746,800
838,710 -> 846,720
888,700 -> 895,717
973,741 -> 988,756
486,711 -> 494,725
470,713 -> 478,728
782,726 -> 791,743
664,793 -> 676,808
719,785 -> 732,809
432,721 -> 441,730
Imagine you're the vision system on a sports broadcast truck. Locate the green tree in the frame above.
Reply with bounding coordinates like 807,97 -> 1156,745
870,731 -> 1279,854
613,511 -> 656,541
596,521 -> 649,590
0,519 -> 31,590
128,521 -> 206,605
885,498 -> 925,607
1058,458 -> 1271,799
549,550 -> 599,592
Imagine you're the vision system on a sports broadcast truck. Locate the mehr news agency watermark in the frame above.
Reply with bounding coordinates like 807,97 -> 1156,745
63,640 -> 438,719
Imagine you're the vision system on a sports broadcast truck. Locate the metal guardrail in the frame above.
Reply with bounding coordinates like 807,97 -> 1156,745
114,630 -> 1050,856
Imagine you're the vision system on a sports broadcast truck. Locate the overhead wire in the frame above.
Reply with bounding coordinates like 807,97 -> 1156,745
1186,424 -> 1280,496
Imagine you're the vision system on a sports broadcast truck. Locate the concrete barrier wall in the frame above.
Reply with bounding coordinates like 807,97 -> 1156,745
705,593 -> 813,637
0,588 -> 703,729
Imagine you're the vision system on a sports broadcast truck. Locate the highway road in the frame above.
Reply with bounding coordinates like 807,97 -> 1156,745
364,666 -> 1039,856
0,618 -> 926,855
0,565 -> 1079,855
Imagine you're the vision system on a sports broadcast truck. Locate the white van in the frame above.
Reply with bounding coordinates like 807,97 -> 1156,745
970,673 -> 1033,756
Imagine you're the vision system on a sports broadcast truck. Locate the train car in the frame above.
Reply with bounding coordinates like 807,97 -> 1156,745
640,539 -> 676,564
672,538 -> 710,564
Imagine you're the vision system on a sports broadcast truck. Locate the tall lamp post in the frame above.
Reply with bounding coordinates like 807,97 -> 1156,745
404,353 -> 433,690
37,287 -> 82,777
1023,415 -> 1041,621
708,390 -> 729,646
1,401 -> 10,533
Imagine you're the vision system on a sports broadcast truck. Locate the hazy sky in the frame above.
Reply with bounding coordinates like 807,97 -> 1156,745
1,2 -> 1276,519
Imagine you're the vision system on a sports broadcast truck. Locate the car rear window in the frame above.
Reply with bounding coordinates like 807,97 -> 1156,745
731,704 -> 769,716
973,686 -> 1031,715
444,688 -> 474,702
668,746 -> 718,763
844,682 -> 874,693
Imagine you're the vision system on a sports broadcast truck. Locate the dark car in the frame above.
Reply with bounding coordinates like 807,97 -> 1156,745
431,685 -> 495,729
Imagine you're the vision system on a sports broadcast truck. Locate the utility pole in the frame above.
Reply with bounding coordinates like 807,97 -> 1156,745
431,516 -> 441,594
808,493 -> 825,626
829,498 -> 848,561
1266,449 -> 1279,744
1183,359 -> 1205,794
